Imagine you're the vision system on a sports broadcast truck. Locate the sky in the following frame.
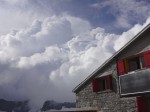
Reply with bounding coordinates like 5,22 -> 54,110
0,0 -> 150,111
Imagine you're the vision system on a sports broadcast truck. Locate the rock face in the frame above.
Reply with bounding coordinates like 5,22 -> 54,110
0,99 -> 30,112
41,100 -> 76,111
0,99 -> 75,112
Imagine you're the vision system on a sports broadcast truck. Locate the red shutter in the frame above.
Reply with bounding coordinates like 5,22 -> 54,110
106,75 -> 113,90
92,79 -> 100,92
144,50 -> 150,68
117,60 -> 125,75
136,96 -> 149,112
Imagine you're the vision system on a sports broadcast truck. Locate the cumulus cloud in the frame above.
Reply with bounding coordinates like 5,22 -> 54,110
0,16 -> 72,59
0,14 -> 149,111
114,17 -> 150,50
65,15 -> 92,35
0,15 -> 117,110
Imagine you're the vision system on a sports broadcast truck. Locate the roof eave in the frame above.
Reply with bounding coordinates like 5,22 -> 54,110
73,23 -> 150,93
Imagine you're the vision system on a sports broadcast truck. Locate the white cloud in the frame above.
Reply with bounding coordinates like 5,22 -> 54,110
0,16 -> 94,107
0,16 -> 73,59
116,15 -> 132,28
114,17 -> 150,50
65,15 -> 92,34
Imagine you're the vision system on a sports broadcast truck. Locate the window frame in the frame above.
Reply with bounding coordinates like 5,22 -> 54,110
123,52 -> 145,73
99,77 -> 107,91
92,75 -> 113,93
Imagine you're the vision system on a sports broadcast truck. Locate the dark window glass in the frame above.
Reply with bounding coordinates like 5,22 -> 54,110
140,56 -> 145,68
129,57 -> 139,71
100,78 -> 107,91
128,56 -> 145,72
95,75 -> 112,92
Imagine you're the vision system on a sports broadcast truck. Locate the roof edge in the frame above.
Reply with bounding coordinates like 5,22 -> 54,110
73,23 -> 150,93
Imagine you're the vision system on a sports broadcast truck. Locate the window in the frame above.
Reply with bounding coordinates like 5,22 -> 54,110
128,56 -> 145,72
117,50 -> 150,75
100,78 -> 107,91
92,75 -> 112,92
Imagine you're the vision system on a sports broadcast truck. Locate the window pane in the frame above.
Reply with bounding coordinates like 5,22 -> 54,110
129,57 -> 140,71
140,56 -> 145,68
102,79 -> 106,90
129,60 -> 138,71
100,78 -> 107,91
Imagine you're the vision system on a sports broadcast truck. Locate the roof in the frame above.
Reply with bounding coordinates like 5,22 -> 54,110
73,23 -> 150,93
